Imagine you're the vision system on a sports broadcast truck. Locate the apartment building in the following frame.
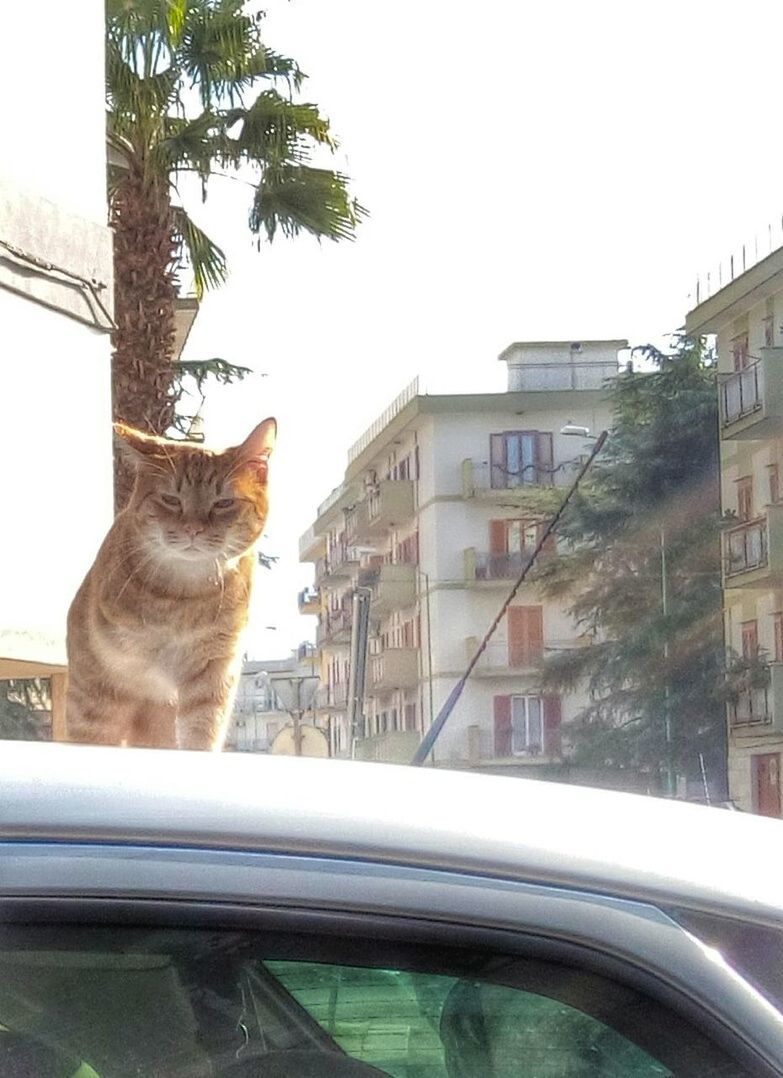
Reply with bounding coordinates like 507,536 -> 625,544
299,341 -> 622,769
687,245 -> 783,817
226,646 -> 324,754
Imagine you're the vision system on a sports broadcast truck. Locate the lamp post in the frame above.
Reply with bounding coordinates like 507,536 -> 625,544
269,673 -> 320,756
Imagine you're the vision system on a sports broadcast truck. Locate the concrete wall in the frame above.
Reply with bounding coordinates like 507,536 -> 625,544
0,0 -> 113,683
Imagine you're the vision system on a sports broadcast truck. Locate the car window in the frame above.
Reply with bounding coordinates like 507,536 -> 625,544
266,961 -> 671,1077
0,925 -> 750,1078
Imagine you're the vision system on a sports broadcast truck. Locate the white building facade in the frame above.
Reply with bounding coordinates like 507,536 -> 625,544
300,341 -> 622,770
0,0 -> 114,734
687,247 -> 783,817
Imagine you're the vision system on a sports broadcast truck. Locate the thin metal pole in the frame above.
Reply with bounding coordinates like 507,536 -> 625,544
411,432 -> 608,766
661,528 -> 675,796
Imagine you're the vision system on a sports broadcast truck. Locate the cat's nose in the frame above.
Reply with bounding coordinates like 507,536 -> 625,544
184,523 -> 205,538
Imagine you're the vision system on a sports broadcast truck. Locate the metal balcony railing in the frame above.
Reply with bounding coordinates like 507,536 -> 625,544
724,518 -> 767,576
721,362 -> 762,425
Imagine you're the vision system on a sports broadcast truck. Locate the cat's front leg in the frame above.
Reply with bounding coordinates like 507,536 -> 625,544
176,657 -> 239,751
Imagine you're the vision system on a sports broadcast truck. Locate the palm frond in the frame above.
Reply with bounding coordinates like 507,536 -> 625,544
172,206 -> 228,297
251,165 -> 367,243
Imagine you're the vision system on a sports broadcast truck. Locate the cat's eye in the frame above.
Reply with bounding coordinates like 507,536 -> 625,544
213,498 -> 236,510
160,494 -> 181,509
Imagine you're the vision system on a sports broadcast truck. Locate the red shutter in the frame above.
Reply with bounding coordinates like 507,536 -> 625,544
508,606 -> 543,666
741,620 -> 759,660
489,520 -> 508,554
494,696 -> 512,756
536,432 -> 554,485
543,696 -> 562,756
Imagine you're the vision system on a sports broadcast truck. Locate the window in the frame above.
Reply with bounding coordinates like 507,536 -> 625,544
404,702 -> 417,730
0,925 -> 747,1077
731,332 -> 749,371
737,477 -> 753,521
490,431 -> 554,488
494,695 -> 561,757
512,694 -> 543,755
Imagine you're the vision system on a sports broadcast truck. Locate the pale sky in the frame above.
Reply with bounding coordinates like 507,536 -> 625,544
177,0 -> 783,659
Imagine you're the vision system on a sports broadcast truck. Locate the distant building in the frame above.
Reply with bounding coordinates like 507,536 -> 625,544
226,645 -> 323,754
687,244 -> 783,817
299,341 -> 625,770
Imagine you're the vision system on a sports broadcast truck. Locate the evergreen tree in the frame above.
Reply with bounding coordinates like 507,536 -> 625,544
533,336 -> 726,795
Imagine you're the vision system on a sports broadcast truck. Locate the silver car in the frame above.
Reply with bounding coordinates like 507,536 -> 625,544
0,740 -> 781,1077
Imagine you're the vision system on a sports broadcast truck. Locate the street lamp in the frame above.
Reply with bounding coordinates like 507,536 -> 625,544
269,673 -> 320,756
561,423 -> 676,798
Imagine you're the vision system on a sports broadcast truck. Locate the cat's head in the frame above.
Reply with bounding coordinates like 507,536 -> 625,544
114,419 -> 276,564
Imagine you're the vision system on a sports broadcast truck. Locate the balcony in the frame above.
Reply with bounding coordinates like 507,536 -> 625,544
729,663 -> 783,734
353,481 -> 415,542
317,683 -> 348,710
723,506 -> 783,588
466,638 -> 544,677
360,563 -> 417,614
369,648 -> 419,692
354,730 -> 420,764
299,525 -> 326,563
298,587 -> 320,615
316,544 -> 361,582
324,607 -> 352,644
464,548 -> 536,585
461,458 -> 557,501
720,348 -> 783,439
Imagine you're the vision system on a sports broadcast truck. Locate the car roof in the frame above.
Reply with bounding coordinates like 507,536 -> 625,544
1,741 -> 782,924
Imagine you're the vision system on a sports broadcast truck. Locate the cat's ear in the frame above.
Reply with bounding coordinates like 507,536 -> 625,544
113,423 -> 169,467
233,418 -> 277,472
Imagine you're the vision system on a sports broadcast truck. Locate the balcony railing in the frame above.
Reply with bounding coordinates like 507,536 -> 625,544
462,458 -> 560,499
475,550 -> 536,580
318,683 -> 348,709
728,662 -> 783,731
325,607 -> 352,642
369,647 -> 419,692
729,685 -> 770,727
353,481 -> 415,542
718,349 -> 783,439
298,587 -> 320,614
360,563 -> 417,613
721,362 -> 762,426
724,518 -> 767,577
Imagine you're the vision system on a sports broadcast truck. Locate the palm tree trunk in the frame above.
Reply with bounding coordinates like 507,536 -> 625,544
110,167 -> 179,512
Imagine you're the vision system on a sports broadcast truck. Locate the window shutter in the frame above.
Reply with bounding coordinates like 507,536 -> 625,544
508,606 -> 543,666
543,695 -> 562,756
535,432 -> 554,485
489,520 -> 508,554
527,606 -> 544,661
741,620 -> 759,660
490,434 -> 506,490
494,695 -> 512,756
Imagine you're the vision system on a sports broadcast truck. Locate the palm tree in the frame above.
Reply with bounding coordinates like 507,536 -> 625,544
107,0 -> 365,508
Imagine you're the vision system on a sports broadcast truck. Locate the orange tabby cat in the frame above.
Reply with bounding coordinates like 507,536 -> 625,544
65,419 -> 276,750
